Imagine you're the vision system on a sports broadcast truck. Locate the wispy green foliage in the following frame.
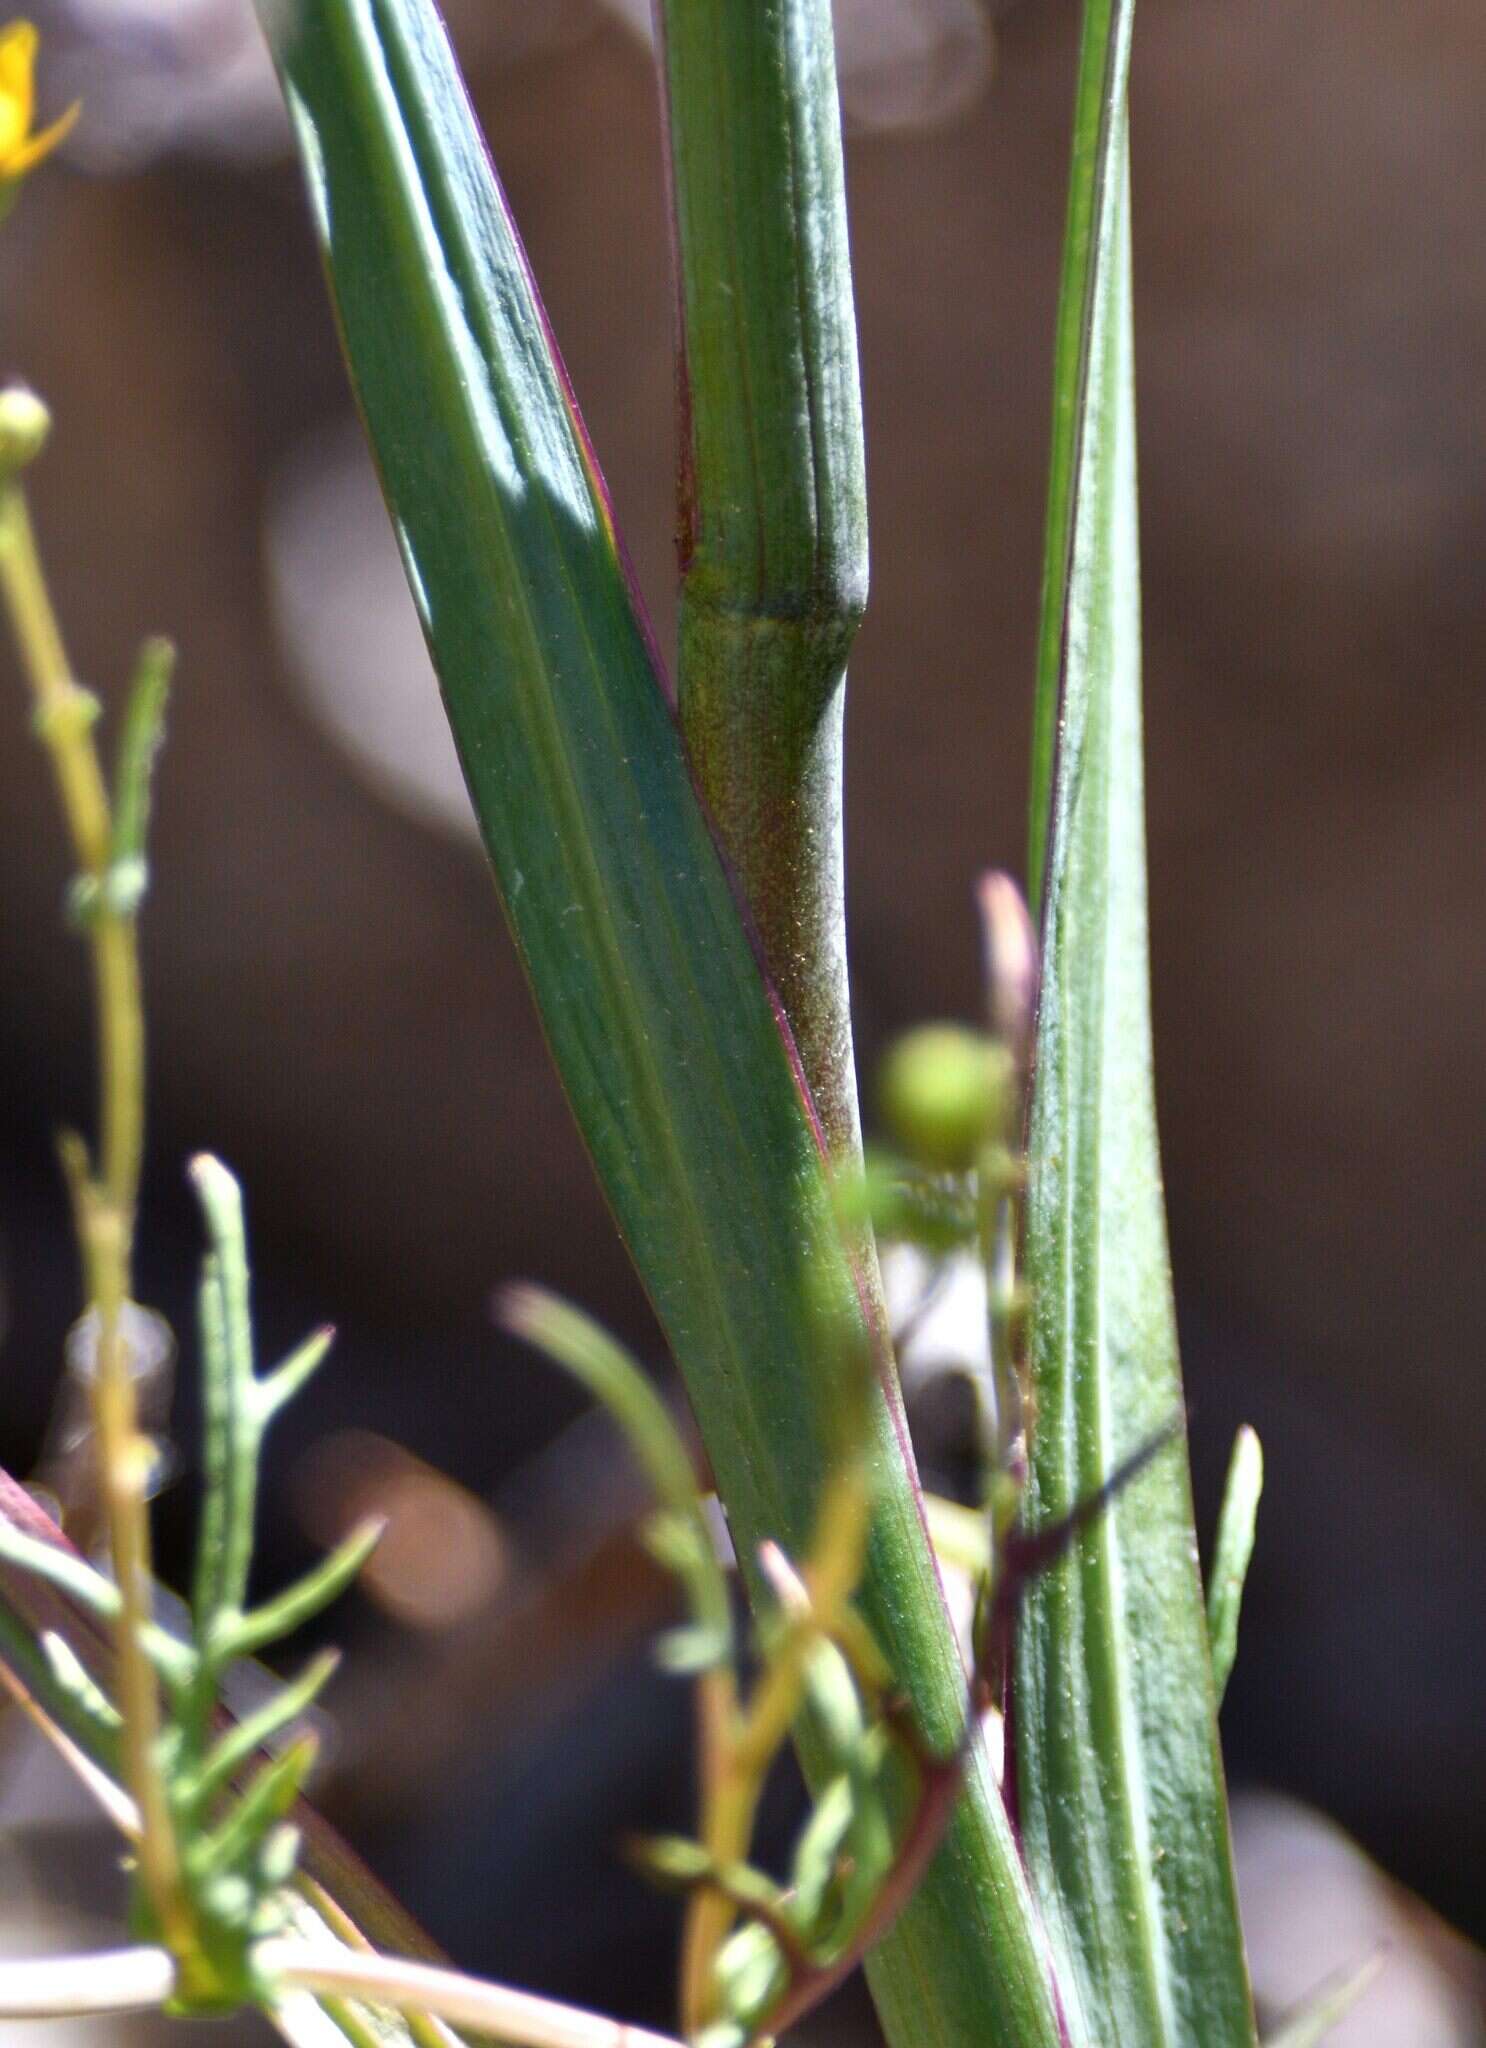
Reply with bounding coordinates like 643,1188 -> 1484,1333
1,311 -> 464,2037
0,1171 -> 395,2031
0,1159 -> 369,2013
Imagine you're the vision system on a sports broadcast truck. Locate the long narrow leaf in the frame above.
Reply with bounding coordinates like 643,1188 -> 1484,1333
254,7 -> 1064,2044
1015,7 -> 1257,2043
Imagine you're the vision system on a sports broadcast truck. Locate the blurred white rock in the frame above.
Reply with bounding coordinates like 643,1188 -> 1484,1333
33,0 -> 590,168
1232,1792 -> 1485,2047
265,419 -> 476,842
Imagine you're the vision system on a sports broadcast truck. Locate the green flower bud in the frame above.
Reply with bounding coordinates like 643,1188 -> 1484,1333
0,383 -> 51,473
877,1023 -> 1012,1173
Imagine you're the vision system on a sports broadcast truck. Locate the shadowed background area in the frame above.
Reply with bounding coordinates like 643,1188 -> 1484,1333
0,2 -> 1482,2042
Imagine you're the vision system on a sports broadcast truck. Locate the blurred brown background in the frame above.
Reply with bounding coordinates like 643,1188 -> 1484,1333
0,1 -> 1482,2040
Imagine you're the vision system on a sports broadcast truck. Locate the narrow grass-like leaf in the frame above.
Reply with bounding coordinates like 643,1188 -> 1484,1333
1014,4 -> 1257,2043
1026,0 -> 1132,909
1208,1425 -> 1263,1707
656,0 -> 868,1159
255,8 -> 1064,2044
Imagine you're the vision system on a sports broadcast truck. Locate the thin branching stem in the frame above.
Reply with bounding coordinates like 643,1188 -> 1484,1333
684,1450 -> 872,2029
0,474 -> 193,1963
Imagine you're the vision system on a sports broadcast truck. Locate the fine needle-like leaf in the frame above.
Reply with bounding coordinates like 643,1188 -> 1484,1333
0,1591 -> 122,1774
0,1510 -> 127,1617
186,1650 -> 341,1809
0,1516 -> 193,1687
1208,1425 -> 1263,1707
191,1152 -> 267,1630
195,1736 -> 317,1877
106,634 -> 173,913
499,1284 -> 732,1673
219,1518 -> 384,1665
1015,1 -> 1257,2042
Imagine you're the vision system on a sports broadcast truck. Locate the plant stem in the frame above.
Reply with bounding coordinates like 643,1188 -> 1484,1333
0,1946 -> 176,2018
0,476 -> 192,1965
0,1939 -> 685,2048
655,0 -> 868,1162
256,1942 -> 683,2048
0,489 -> 145,1216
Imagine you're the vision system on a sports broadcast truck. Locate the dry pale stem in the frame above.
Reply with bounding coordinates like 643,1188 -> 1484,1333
0,477 -> 191,1961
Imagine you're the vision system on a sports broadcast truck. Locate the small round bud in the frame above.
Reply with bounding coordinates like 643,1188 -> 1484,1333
878,1023 -> 1012,1173
0,384 -> 52,473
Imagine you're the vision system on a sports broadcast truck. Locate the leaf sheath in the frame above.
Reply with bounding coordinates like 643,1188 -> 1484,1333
656,0 -> 868,1161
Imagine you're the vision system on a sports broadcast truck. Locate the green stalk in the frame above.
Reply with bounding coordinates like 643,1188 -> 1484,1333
656,0 -> 867,1162
255,5 -> 1064,2042
1015,4 -> 1257,2042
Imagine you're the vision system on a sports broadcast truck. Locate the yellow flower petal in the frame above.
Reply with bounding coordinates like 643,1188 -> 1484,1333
0,21 -> 39,141
0,21 -> 77,193
4,94 -> 77,177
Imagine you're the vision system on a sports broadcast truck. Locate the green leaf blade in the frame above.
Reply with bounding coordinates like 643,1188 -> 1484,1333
1016,11 -> 1258,2045
256,8 -> 1066,2045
